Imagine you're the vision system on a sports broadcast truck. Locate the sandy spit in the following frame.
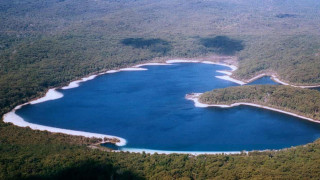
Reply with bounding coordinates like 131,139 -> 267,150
186,93 -> 320,124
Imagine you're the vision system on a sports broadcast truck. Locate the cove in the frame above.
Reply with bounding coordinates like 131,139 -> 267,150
15,63 -> 320,153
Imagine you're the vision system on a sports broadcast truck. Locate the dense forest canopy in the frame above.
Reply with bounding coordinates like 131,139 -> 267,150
200,36 -> 244,55
2,120 -> 320,179
1,0 -> 320,179
1,0 -> 320,113
200,85 -> 320,121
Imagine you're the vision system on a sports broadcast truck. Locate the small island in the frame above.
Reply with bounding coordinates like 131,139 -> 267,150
187,85 -> 320,122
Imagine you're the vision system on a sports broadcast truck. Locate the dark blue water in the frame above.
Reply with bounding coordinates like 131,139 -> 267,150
16,63 -> 320,152
312,87 -> 320,92
247,76 -> 278,85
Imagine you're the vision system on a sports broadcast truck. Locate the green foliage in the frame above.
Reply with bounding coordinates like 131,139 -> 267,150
200,36 -> 244,55
1,0 -> 320,116
2,122 -> 320,179
1,0 -> 320,179
235,35 -> 320,84
0,144 -> 143,180
200,85 -> 320,120
121,38 -> 172,54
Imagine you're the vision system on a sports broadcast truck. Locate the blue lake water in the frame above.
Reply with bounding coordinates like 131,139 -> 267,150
312,87 -> 320,92
16,63 -> 320,152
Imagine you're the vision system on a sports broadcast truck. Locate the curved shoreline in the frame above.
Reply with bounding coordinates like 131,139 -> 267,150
2,60 -> 235,150
3,104 -> 127,146
118,148 -> 241,155
3,58 -> 320,154
30,89 -> 64,105
186,93 -> 320,124
220,71 -> 320,88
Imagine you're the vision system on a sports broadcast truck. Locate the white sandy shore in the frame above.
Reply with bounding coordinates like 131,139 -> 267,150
134,63 -> 171,67
62,68 -> 146,90
215,68 -> 247,85
193,60 -> 247,86
62,75 -> 98,90
119,148 -> 241,155
2,106 -> 127,146
61,80 -> 82,89
5,60 -> 230,149
216,75 -> 246,85
201,60 -> 320,88
119,67 -> 147,71
247,73 -> 267,83
271,75 -> 320,88
166,59 -> 200,63
105,70 -> 120,74
165,59 -> 248,87
270,75 -> 289,85
2,67 -> 151,146
30,89 -> 64,104
296,84 -> 320,88
228,73 -> 320,88
244,74 -> 320,88
216,70 -> 232,76
3,58 -> 319,154
201,61 -> 238,71
168,59 -> 238,72
186,93 -> 320,124
215,71 -> 320,88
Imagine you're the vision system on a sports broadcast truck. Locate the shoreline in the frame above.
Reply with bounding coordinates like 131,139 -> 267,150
186,93 -> 320,124
118,148 -> 241,155
2,57 -> 320,154
225,72 -> 320,88
2,59 -> 235,150
30,89 -> 64,105
3,104 -> 127,146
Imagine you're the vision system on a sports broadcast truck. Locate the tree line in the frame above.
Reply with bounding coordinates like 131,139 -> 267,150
200,85 -> 320,120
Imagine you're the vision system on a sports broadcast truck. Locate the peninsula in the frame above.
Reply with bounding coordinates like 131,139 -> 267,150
2,0 -> 320,179
187,85 -> 320,122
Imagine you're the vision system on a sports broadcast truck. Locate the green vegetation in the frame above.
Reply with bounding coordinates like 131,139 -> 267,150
3,119 -> 320,179
121,38 -> 172,54
200,36 -> 244,55
1,0 -> 320,114
0,121 -> 142,179
200,85 -> 320,120
1,0 -> 320,179
235,35 -> 320,84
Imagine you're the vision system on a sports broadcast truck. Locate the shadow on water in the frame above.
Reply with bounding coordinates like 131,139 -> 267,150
103,143 -> 121,150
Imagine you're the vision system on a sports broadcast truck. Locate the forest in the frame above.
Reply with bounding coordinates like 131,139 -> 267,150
1,0 -> 320,179
2,119 -> 320,179
200,85 -> 320,121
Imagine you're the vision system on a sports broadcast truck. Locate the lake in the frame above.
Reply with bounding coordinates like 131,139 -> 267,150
15,63 -> 320,152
